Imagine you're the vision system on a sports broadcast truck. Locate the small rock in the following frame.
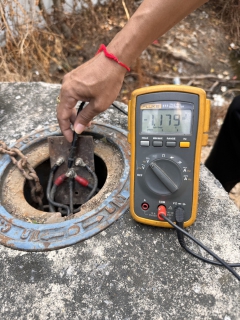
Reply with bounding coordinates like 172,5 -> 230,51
221,86 -> 227,93
45,212 -> 65,224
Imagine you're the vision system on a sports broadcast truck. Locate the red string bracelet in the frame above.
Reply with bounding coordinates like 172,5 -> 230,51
96,44 -> 130,72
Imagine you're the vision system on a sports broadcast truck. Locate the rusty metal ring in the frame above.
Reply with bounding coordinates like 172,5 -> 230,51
0,123 -> 130,251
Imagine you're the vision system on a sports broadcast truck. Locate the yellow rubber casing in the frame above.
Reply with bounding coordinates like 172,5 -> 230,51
128,85 -> 210,228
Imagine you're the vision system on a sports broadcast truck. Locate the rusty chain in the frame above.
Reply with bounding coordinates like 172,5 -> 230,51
0,140 -> 44,209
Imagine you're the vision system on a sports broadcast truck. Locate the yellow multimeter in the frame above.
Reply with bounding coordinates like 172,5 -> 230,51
128,85 -> 210,228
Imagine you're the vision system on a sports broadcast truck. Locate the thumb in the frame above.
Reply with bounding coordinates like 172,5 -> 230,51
74,101 -> 100,134
74,123 -> 86,135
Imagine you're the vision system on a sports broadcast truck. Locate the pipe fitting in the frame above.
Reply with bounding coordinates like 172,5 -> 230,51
75,158 -> 86,167
65,168 -> 76,179
56,157 -> 65,166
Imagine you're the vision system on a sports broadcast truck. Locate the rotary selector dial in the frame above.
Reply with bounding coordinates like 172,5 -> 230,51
144,158 -> 183,195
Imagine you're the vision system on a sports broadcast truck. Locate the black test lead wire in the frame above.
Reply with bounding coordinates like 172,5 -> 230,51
68,101 -> 85,214
160,213 -> 240,281
68,101 -> 86,169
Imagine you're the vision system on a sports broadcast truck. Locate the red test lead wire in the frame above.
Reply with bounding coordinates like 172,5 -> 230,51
96,44 -> 131,72
157,205 -> 167,221
75,175 -> 89,187
54,174 -> 67,186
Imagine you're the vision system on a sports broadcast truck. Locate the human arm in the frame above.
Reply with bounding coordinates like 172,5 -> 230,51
57,0 -> 208,142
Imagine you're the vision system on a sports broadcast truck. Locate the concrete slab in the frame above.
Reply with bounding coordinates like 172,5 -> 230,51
0,82 -> 239,320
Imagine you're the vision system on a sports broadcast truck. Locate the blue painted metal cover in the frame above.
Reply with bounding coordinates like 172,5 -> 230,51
0,123 -> 130,251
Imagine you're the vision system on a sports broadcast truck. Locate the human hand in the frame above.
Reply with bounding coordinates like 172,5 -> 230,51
57,0 -> 208,143
57,51 -> 127,142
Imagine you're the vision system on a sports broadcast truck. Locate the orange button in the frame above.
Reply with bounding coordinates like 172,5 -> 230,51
180,141 -> 190,148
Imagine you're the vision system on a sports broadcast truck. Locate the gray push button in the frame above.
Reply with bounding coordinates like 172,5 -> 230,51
166,141 -> 176,147
153,141 -> 163,147
140,141 -> 150,146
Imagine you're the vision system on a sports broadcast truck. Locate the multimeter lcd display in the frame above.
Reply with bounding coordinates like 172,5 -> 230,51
141,101 -> 193,134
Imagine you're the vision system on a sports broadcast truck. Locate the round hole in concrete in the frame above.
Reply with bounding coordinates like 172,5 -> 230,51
0,123 -> 130,251
23,154 -> 108,212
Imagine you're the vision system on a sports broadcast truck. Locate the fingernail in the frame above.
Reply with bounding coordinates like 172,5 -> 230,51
75,123 -> 85,134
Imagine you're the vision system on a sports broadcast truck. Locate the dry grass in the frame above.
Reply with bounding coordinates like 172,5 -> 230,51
215,0 -> 240,41
0,0 -> 136,83
0,1 -> 239,84
0,0 -> 66,82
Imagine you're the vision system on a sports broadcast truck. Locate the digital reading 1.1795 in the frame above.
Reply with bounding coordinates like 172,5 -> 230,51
128,85 -> 210,228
